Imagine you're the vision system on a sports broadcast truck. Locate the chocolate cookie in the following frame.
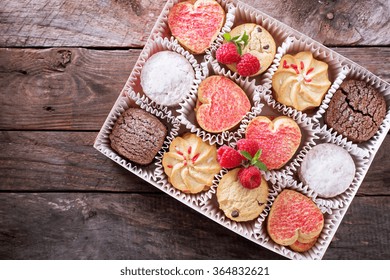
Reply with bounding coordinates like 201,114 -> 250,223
325,80 -> 386,142
110,108 -> 167,165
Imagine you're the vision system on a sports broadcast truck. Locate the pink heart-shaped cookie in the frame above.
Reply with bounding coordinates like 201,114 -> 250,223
196,75 -> 251,133
267,189 -> 324,247
246,116 -> 301,170
168,0 -> 225,54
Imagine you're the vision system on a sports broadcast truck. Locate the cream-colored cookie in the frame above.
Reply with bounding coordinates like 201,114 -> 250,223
272,51 -> 331,111
226,23 -> 276,76
217,168 -> 269,222
162,133 -> 221,194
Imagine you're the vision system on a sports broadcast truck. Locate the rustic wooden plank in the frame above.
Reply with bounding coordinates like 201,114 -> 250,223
0,131 -> 153,193
243,0 -> 390,46
1,131 -> 389,195
1,47 -> 389,131
0,48 -> 136,130
0,0 -> 166,48
0,192 -> 388,259
1,0 -> 389,48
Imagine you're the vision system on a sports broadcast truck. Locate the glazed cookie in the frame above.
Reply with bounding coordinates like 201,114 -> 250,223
162,133 -> 221,194
289,235 -> 319,252
245,116 -> 301,170
168,0 -> 225,54
272,51 -> 331,111
267,189 -> 324,246
217,168 -> 269,222
298,143 -> 356,198
141,51 -> 195,107
110,108 -> 167,165
324,80 -> 386,142
225,23 -> 276,76
195,75 -> 251,133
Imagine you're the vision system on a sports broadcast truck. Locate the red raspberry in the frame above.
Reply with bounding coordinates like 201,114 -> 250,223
236,53 -> 260,77
217,145 -> 243,169
236,139 -> 260,158
216,43 -> 241,64
238,166 -> 262,189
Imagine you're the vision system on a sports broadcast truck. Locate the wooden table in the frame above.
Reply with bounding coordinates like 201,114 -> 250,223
1,0 -> 389,260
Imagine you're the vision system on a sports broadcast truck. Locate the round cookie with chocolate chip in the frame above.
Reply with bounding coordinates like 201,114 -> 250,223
324,80 -> 386,142
225,23 -> 276,76
217,168 -> 269,222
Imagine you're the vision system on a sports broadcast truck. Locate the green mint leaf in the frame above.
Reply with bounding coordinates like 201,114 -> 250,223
253,149 -> 262,161
231,35 -> 240,41
241,31 -> 249,46
254,161 -> 268,171
237,44 -> 242,55
240,150 -> 253,161
223,33 -> 231,42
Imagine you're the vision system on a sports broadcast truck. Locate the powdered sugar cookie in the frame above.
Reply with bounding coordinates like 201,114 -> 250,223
141,51 -> 195,107
298,143 -> 356,198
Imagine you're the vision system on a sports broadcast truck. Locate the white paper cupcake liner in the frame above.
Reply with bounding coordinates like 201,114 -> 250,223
149,0 -> 236,57
199,167 -> 271,238
253,177 -> 333,260
123,36 -> 202,119
234,90 -> 319,180
317,64 -> 390,156
154,125 -> 223,207
284,129 -> 370,212
262,36 -> 345,122
177,60 -> 260,146
93,0 -> 390,260
93,93 -> 178,182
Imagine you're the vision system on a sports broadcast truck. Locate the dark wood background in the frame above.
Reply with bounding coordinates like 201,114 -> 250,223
0,0 -> 389,260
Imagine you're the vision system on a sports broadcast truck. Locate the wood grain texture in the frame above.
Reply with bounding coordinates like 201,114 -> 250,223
0,0 -> 166,48
242,0 -> 390,46
1,0 -> 389,48
0,47 -> 389,131
0,192 -> 388,259
1,131 -> 389,195
0,48 -> 136,130
0,131 -> 154,193
1,0 -> 389,261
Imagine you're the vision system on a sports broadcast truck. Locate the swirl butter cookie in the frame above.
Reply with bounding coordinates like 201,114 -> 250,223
272,51 -> 331,111
162,133 -> 221,194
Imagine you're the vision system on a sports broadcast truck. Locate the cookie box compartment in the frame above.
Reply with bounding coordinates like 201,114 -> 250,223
94,0 -> 390,260
177,60 -> 260,146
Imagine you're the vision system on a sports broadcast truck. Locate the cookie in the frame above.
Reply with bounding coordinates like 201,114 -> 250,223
298,143 -> 356,198
225,23 -> 276,76
267,189 -> 324,246
162,133 -> 221,194
195,75 -> 251,133
245,116 -> 301,170
168,0 -> 225,54
141,51 -> 195,107
217,168 -> 269,222
324,79 -> 386,142
289,235 -> 318,252
109,108 -> 167,165
272,51 -> 331,111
